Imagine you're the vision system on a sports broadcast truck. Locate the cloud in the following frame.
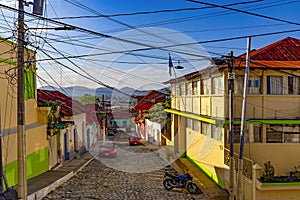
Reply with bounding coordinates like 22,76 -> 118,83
0,0 -> 16,7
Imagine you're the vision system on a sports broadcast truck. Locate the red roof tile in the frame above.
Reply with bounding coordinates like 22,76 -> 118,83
239,37 -> 300,61
37,89 -> 85,116
84,104 -> 101,124
235,60 -> 300,69
133,90 -> 166,111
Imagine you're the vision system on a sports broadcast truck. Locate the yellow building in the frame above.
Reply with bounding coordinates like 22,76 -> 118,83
0,38 -> 48,187
167,37 -> 300,199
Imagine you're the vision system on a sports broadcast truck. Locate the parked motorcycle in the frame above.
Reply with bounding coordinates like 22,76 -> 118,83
163,171 -> 201,194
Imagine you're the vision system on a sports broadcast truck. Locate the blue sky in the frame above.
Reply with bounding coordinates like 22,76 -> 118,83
1,0 -> 300,90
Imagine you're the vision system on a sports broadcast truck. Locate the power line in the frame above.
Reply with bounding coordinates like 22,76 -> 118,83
187,0 -> 300,27
102,0 -> 297,34
54,0 -> 263,20
29,28 -> 300,63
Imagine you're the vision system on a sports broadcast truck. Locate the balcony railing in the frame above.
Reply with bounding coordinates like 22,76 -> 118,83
224,148 -> 254,180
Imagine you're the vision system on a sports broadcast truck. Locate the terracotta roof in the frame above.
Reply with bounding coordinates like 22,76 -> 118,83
133,90 -> 166,111
134,103 -> 153,111
239,37 -> 300,61
235,60 -> 300,69
84,104 -> 101,124
37,89 -> 85,116
112,109 -> 132,119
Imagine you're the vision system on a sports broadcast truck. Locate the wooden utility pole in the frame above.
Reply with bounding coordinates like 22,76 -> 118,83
237,37 -> 251,200
17,0 -> 27,199
227,51 -> 235,200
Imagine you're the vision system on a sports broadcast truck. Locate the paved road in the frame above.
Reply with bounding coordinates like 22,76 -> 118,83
43,132 -> 208,200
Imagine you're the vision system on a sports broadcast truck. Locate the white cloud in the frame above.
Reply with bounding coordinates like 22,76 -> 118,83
0,0 -> 16,7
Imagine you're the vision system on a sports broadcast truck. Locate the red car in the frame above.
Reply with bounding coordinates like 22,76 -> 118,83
129,137 -> 142,146
99,141 -> 117,157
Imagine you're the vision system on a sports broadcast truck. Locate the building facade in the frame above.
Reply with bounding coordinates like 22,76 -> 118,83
167,37 -> 300,199
0,38 -> 49,187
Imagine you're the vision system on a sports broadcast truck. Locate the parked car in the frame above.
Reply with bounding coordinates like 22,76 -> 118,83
99,141 -> 117,157
129,137 -> 142,146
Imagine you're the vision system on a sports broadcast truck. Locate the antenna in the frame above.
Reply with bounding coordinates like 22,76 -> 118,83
33,0 -> 44,15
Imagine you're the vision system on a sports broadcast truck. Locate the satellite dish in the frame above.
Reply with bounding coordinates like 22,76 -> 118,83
33,0 -> 44,15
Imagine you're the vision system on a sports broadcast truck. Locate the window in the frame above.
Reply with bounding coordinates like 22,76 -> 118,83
200,79 -> 210,95
235,75 -> 261,94
267,76 -> 283,94
212,76 -> 224,94
201,122 -> 211,137
266,125 -> 283,143
283,125 -> 300,143
288,76 -> 300,95
192,81 -> 199,95
233,124 -> 262,143
179,84 -> 185,96
186,118 -> 192,129
185,82 -> 192,96
193,120 -> 199,131
212,125 -> 223,141
267,124 -> 300,143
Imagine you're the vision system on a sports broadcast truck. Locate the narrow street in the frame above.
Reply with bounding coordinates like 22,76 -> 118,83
43,131 -> 208,200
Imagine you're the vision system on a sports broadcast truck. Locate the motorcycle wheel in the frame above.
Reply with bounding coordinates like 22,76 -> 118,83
186,182 -> 201,194
163,179 -> 174,191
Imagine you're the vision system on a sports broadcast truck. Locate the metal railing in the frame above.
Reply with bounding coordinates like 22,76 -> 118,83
224,148 -> 254,180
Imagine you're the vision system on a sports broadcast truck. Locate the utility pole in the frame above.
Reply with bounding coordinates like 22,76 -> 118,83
0,109 -> 3,195
237,36 -> 251,200
102,95 -> 106,141
227,51 -> 235,200
17,0 -> 27,199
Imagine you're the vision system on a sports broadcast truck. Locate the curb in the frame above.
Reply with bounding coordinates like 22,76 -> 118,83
27,156 -> 95,200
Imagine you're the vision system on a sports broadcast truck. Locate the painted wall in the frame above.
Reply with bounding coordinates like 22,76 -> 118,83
2,124 -> 48,187
145,119 -> 161,145
185,129 -> 226,188
237,143 -> 300,176
0,40 -> 49,187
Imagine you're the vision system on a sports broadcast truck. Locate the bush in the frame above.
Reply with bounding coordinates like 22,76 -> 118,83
260,161 -> 275,182
259,162 -> 300,183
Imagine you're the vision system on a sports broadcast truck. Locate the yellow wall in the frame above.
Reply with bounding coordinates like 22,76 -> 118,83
2,124 -> 47,165
200,96 -> 211,116
256,185 -> 300,200
186,129 -> 226,180
238,143 -> 300,175
211,96 -> 226,118
0,39 -> 48,169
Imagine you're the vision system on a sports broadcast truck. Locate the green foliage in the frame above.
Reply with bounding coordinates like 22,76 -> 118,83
291,165 -> 300,179
148,103 -> 167,123
47,101 -> 61,136
77,94 -> 97,105
261,161 -> 275,182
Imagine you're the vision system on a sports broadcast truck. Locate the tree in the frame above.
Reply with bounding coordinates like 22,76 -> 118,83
77,94 -> 98,105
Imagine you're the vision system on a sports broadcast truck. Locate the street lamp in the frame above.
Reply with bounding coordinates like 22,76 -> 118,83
174,60 -> 184,69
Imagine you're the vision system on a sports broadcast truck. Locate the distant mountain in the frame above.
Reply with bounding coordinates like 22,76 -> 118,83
39,86 -> 97,98
38,86 -> 151,98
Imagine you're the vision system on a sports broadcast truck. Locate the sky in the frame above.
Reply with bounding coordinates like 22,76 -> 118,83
1,0 -> 300,92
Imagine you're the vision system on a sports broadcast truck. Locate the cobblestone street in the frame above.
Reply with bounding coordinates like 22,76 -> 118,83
43,132 -> 208,200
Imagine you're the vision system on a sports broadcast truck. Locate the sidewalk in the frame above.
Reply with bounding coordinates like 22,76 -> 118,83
171,158 -> 229,200
27,153 -> 94,200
